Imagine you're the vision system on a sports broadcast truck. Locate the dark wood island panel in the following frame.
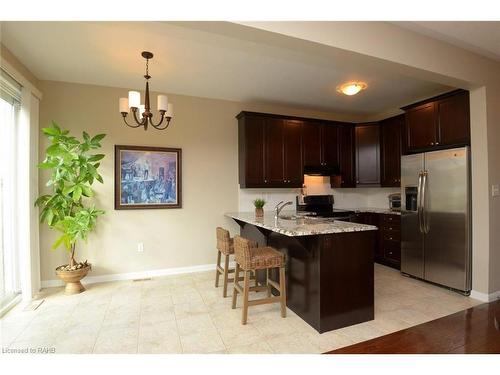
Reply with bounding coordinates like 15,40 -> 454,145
234,220 -> 375,333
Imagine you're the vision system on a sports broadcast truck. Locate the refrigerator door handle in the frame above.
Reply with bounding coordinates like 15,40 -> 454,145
422,170 -> 429,234
417,170 -> 424,234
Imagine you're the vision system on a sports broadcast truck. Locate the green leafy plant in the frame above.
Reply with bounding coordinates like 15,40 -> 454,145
35,122 -> 106,269
253,198 -> 266,209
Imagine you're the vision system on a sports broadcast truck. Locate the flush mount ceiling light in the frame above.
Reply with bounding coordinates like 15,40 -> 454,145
337,81 -> 367,96
119,51 -> 174,131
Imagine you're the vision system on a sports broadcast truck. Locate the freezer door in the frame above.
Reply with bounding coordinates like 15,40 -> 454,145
423,147 -> 471,292
401,153 -> 425,279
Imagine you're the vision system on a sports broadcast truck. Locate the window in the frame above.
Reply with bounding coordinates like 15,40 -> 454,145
0,69 -> 21,310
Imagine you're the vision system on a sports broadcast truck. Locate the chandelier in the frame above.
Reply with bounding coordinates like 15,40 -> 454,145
119,51 -> 173,130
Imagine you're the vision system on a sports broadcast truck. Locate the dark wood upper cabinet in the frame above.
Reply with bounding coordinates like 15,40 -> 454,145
402,89 -> 470,154
322,124 -> 340,167
355,123 -> 380,186
405,102 -> 437,151
237,112 -> 304,188
283,120 -> 303,186
264,118 -> 286,185
302,121 -> 323,167
302,122 -> 339,168
335,124 -> 356,188
238,115 -> 265,187
380,115 -> 403,187
437,90 -> 470,147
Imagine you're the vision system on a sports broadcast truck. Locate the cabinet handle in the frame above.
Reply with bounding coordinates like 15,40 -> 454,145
430,142 -> 434,145
264,179 -> 267,183
436,142 -> 440,145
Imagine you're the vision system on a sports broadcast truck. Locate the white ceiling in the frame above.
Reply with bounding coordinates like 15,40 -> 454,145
0,21 -> 453,117
394,21 -> 500,62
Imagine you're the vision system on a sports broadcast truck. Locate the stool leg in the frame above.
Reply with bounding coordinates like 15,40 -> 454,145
279,266 -> 286,318
214,250 -> 222,288
232,263 -> 239,309
242,270 -> 250,324
266,269 -> 271,297
223,254 -> 230,298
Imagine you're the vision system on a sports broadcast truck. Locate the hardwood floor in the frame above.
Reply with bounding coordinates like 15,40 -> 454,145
326,300 -> 500,354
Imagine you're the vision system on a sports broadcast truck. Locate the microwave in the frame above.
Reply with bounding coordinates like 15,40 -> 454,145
388,193 -> 401,211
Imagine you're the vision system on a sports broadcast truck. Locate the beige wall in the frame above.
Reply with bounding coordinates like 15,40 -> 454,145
238,21 -> 500,295
38,80 -> 361,282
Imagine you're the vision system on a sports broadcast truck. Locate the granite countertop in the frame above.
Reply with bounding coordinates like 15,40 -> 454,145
346,207 -> 401,216
225,211 -> 377,237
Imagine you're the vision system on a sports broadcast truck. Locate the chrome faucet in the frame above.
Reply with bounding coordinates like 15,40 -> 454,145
274,200 -> 293,219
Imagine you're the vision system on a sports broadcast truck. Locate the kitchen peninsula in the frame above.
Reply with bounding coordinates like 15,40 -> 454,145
226,212 -> 377,333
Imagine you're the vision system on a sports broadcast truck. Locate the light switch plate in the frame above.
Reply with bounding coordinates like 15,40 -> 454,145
492,185 -> 500,197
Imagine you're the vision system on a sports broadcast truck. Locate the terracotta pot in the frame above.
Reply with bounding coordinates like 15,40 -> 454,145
255,207 -> 264,217
55,264 -> 91,295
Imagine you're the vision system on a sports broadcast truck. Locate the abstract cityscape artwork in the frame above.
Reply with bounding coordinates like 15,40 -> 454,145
114,145 -> 182,209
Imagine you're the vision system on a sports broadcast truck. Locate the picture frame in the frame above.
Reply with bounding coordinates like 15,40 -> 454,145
114,145 -> 182,210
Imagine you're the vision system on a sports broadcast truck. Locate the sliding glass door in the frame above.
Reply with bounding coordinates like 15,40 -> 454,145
0,70 -> 21,309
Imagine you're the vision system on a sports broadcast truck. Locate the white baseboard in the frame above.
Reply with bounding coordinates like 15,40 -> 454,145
40,262 -> 234,289
470,289 -> 500,302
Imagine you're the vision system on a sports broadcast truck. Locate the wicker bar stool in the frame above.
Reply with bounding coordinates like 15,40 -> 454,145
215,227 -> 257,297
214,227 -> 236,298
232,235 -> 286,324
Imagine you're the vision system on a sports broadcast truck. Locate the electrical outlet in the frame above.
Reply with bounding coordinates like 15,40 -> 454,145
492,185 -> 500,197
137,242 -> 144,252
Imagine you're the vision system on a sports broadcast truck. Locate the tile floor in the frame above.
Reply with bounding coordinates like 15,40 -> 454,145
0,264 -> 480,354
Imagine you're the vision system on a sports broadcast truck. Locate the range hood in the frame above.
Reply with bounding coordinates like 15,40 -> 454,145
303,165 -> 340,176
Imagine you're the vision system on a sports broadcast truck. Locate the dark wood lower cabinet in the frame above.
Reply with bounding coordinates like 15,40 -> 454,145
352,212 -> 401,269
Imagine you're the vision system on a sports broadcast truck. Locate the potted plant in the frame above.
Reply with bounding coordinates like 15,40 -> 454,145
253,198 -> 266,218
35,122 -> 106,294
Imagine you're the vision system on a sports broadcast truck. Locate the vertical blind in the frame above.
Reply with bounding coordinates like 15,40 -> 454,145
0,68 -> 22,305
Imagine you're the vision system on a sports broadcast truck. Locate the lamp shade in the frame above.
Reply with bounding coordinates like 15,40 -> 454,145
139,104 -> 145,117
157,95 -> 168,111
166,103 -> 174,118
128,91 -> 140,108
119,97 -> 129,113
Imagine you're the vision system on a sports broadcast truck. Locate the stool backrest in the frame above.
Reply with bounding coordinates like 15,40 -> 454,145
216,227 -> 232,253
233,235 -> 257,268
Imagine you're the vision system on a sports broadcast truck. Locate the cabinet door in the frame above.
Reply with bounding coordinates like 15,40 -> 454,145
302,121 -> 322,167
240,116 -> 265,187
338,125 -> 356,187
264,118 -> 286,185
405,102 -> 437,151
322,124 -> 339,167
437,91 -> 470,147
284,120 -> 303,187
380,115 -> 402,187
355,123 -> 380,186
366,213 -> 383,259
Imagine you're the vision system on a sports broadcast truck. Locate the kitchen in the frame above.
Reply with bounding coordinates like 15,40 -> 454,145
2,20 -> 498,357
228,88 -> 472,333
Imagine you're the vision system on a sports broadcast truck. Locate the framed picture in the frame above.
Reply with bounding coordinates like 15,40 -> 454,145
114,145 -> 182,209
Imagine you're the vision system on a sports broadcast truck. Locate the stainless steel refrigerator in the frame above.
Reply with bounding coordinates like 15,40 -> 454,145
401,146 -> 471,294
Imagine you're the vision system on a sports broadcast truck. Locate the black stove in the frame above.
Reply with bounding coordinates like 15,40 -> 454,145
296,195 -> 354,220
